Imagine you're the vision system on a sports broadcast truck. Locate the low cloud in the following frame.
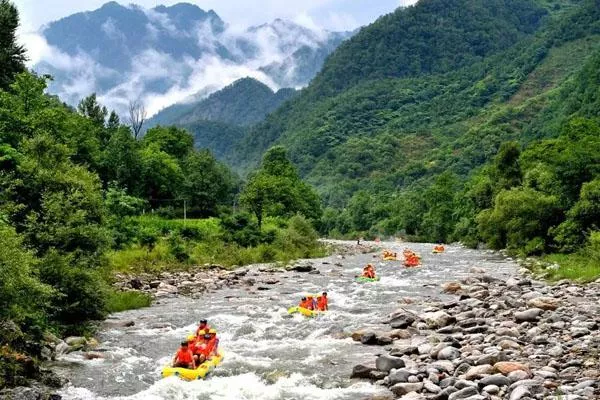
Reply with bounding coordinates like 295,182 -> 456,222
24,4 -> 350,118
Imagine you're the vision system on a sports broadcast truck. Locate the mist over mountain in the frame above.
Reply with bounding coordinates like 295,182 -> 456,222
29,2 -> 352,117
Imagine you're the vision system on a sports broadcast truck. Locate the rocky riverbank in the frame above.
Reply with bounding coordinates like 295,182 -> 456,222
112,241 -> 378,299
351,271 -> 600,400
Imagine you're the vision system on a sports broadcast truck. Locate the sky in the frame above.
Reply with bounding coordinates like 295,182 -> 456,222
14,0 -> 417,33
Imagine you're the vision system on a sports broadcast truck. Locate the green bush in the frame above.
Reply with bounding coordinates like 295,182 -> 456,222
105,290 -> 151,313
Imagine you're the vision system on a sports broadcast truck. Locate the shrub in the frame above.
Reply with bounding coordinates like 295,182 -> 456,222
105,290 -> 151,313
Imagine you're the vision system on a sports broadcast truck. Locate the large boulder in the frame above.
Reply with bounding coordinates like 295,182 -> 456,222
421,311 -> 455,329
351,364 -> 376,379
376,354 -> 405,372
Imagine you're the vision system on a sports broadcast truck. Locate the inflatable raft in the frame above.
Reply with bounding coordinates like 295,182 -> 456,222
162,352 -> 224,381
287,306 -> 322,317
382,256 -> 398,261
356,276 -> 380,283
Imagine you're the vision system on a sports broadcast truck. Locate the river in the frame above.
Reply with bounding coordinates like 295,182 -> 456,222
55,241 -> 517,400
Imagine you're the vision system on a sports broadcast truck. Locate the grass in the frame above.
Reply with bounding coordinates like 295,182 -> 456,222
105,215 -> 330,275
105,289 -> 152,313
539,252 -> 600,283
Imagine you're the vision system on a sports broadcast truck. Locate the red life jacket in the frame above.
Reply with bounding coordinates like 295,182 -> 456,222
176,348 -> 194,363
317,296 -> 328,311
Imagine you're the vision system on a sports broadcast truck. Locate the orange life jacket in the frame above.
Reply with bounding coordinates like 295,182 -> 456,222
176,348 -> 194,363
317,296 -> 328,311
195,324 -> 210,336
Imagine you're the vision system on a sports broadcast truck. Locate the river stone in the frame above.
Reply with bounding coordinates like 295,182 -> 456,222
423,379 -> 442,394
509,385 -> 531,400
390,382 -> 424,396
527,297 -> 559,311
431,360 -> 455,374
573,380 -> 595,390
360,333 -> 379,345
482,384 -> 500,394
442,282 -> 462,294
465,364 -> 494,380
390,313 -> 416,329
388,368 -> 413,385
391,345 -> 419,357
351,364 -> 376,379
570,327 -> 590,337
422,311 -> 455,329
448,386 -> 479,400
437,346 -> 461,361
514,308 -> 543,322
376,354 -> 406,372
478,373 -> 510,388
494,362 -> 530,375
507,370 -> 531,382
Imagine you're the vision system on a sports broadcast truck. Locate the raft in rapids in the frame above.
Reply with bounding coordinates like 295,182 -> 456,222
161,352 -> 224,381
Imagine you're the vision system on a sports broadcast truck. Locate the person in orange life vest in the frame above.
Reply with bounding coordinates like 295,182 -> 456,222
195,319 -> 210,337
205,329 -> 219,357
191,330 -> 209,364
362,264 -> 376,278
316,292 -> 328,311
172,341 -> 196,369
299,296 -> 314,310
306,296 -> 316,310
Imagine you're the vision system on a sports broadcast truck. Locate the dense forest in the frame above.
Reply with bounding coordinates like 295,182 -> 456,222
227,0 -> 599,267
0,0 -> 323,389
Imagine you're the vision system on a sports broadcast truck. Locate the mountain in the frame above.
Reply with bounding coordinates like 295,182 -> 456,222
31,2 -> 352,117
149,77 -> 297,127
228,0 -> 600,209
146,77 -> 297,159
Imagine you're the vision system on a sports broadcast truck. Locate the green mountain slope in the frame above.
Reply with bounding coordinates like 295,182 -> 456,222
230,0 -> 599,208
147,77 -> 297,159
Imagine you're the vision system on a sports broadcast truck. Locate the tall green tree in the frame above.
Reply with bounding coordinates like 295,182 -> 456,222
240,146 -> 321,228
143,126 -> 194,159
0,0 -> 26,90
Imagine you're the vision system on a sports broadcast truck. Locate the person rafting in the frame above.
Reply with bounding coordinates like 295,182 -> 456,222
433,244 -> 445,253
299,296 -> 313,310
172,341 -> 196,369
195,319 -> 210,336
207,329 -> 219,356
316,292 -> 328,311
405,254 -> 420,267
362,264 -> 376,279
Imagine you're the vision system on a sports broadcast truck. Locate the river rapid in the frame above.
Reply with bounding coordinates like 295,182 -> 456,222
55,241 -> 517,400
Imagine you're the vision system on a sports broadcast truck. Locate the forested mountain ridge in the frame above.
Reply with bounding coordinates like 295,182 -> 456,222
147,77 -> 297,159
225,0 -> 600,259
148,78 -> 297,128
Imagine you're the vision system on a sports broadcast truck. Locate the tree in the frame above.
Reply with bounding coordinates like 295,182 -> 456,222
181,150 -> 235,216
143,126 -> 194,159
138,143 -> 183,203
128,99 -> 146,139
0,0 -> 26,90
240,146 -> 321,229
77,93 -> 107,127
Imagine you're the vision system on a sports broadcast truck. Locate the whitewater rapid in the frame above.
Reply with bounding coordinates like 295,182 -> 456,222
55,242 -> 517,400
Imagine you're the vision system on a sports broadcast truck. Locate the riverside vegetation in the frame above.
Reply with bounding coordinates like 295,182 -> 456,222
0,0 -> 324,391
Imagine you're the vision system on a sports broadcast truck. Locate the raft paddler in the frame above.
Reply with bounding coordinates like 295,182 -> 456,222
316,292 -> 328,311
298,296 -> 313,310
206,329 -> 219,356
172,341 -> 196,369
195,319 -> 210,336
362,264 -> 376,279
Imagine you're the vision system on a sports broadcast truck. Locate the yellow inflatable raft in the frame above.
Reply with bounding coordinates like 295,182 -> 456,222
287,306 -> 322,317
382,256 -> 398,261
161,352 -> 224,381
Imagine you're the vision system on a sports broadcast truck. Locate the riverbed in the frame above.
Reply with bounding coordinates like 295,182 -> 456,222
56,241 -> 518,400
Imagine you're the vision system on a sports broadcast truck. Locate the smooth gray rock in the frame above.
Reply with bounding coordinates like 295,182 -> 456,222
448,386 -> 479,400
514,308 -> 543,322
509,385 -> 530,400
376,354 -> 406,372
479,374 -> 510,387
437,346 -> 461,361
390,382 -> 424,396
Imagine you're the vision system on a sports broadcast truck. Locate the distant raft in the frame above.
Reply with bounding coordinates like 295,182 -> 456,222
287,306 -> 322,318
432,245 -> 445,254
161,352 -> 224,381
355,276 -> 381,283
